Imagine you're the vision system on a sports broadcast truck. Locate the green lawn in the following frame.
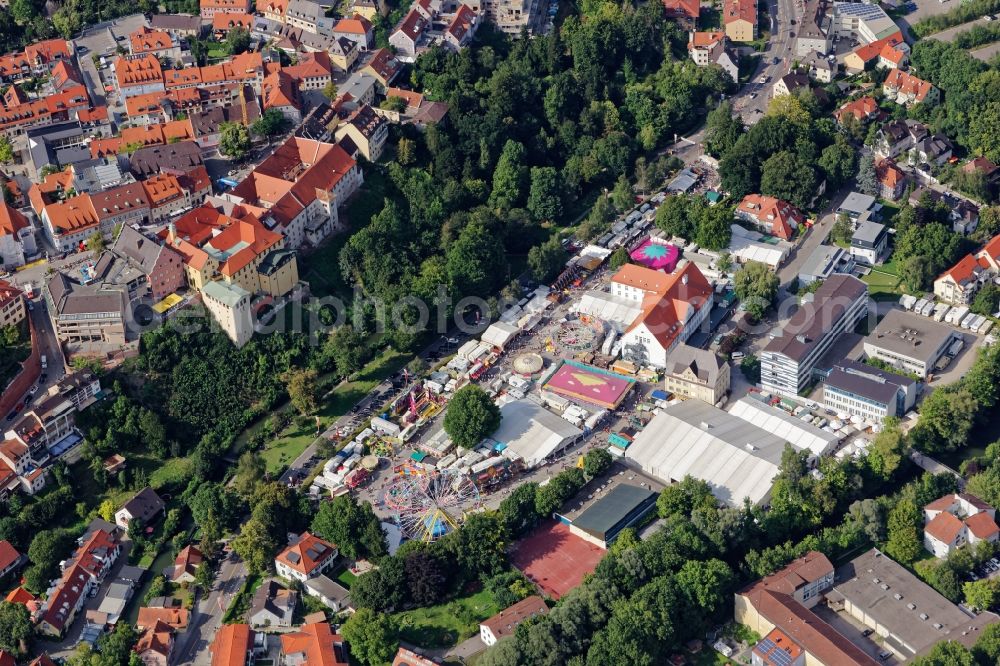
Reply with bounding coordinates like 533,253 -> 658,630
863,268 -> 903,299
394,589 -> 499,649
335,566 -> 358,589
243,348 -> 409,473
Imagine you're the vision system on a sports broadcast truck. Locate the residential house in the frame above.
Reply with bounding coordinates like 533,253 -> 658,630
735,194 -> 804,240
328,36 -> 360,71
260,0 -> 289,22
286,0 -> 335,34
480,596 -> 548,647
801,51 -> 834,83
0,201 -> 35,269
213,13 -> 255,37
836,191 -> 879,222
444,5 -> 479,50
0,38 -> 72,84
36,181 -> 150,253
607,262 -> 714,368
283,51 -> 334,92
249,579 -> 297,628
333,104 -> 388,161
850,220 -> 889,266
38,523 -> 122,637
0,281 -> 25,329
115,488 -> 166,529
910,187 -> 979,235
361,48 -> 402,89
280,622 -> 348,665
723,0 -> 757,42
0,539 -> 25,579
149,14 -> 206,39
663,343 -> 730,405
874,119 -> 935,160
261,71 -> 303,124
141,172 -> 202,223
760,275 -> 868,396
5,393 -> 76,456
209,623 -> 256,666
114,54 -> 165,99
351,0 -> 386,20
934,253 -> 986,305
333,14 -> 374,49
134,619 -> 175,666
129,141 -> 203,180
834,96 -> 881,125
773,72 -> 810,98
274,532 -> 338,582
200,0 -> 253,19
339,72 -> 378,108
963,157 -> 1000,187
924,493 -> 1000,558
687,31 -> 725,66
882,69 -> 939,106
49,372 -> 101,411
392,648 -> 440,666
843,32 -> 906,73
390,9 -> 429,59
302,574 -> 352,611
875,159 -> 906,200
129,27 -> 182,61
166,545 -> 204,584
137,607 -> 190,632
662,0 -> 700,28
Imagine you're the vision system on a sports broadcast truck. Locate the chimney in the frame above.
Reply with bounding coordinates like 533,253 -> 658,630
167,221 -> 176,240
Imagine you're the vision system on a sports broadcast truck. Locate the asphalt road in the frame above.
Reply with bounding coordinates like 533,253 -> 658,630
732,0 -> 801,123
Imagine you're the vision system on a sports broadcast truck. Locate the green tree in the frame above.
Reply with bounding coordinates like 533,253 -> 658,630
219,122 -> 251,161
24,529 -> 75,594
322,81 -> 338,101
341,608 -> 398,666
760,150 -> 818,210
489,140 -> 527,211
733,261 -> 779,320
233,451 -> 267,499
972,622 -> 1000,664
448,512 -> 509,576
583,448 -> 613,478
282,367 -> 319,415
225,26 -> 251,55
498,482 -> 539,536
655,195 -> 693,239
610,174 -> 634,212
86,231 -> 106,255
971,282 -> 1000,316
0,601 -> 32,656
380,96 -> 407,112
911,640 -> 975,666
251,108 -> 288,142
911,386 -> 978,454
310,494 -> 387,560
900,254 -> 934,292
446,222 -> 507,299
704,101 -> 743,158
527,237 -> 566,283
695,205 -> 733,251
964,578 -> 1000,611
443,385 -> 501,449
324,325 -> 367,376
230,516 -> 277,574
818,135 -> 857,190
830,213 -> 853,246
885,498 -> 923,564
527,167 -> 563,221
397,137 -> 416,166
608,246 -> 629,270
0,136 -> 13,164
98,499 -> 116,523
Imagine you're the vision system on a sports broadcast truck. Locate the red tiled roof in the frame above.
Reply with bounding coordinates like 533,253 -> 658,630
130,27 -> 176,54
212,12 -> 254,30
688,31 -> 724,49
395,9 -> 428,41
849,32 -> 903,64
280,623 -> 348,666
0,540 -> 21,572
446,4 -> 476,42
114,54 -> 164,88
925,511 -> 964,544
965,157 -> 999,177
0,201 -> 28,238
274,532 -> 336,575
835,96 -> 879,123
938,253 -> 982,287
211,624 -> 253,666
966,512 -> 1000,540
723,0 -> 756,25
875,159 -> 904,188
5,586 -> 36,605
135,619 -> 174,658
480,596 -> 548,642
737,193 -> 804,240
137,606 -> 190,631
334,14 -> 373,34
662,0 -> 700,19
884,69 -> 935,102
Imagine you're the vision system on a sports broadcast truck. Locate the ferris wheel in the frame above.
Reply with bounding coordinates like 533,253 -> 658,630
383,468 -> 482,542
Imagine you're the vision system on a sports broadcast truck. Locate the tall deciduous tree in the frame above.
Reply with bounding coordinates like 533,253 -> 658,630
341,608 -> 398,666
733,261 -> 779,320
527,167 -> 563,221
311,494 -> 387,560
443,385 -> 501,449
282,367 -> 320,415
489,140 -> 527,211
219,122 -> 251,161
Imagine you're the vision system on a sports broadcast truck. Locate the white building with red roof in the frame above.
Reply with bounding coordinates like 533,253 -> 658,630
933,253 -> 989,305
0,201 -> 35,269
735,194 -> 804,241
0,540 -> 24,580
444,5 -> 479,50
390,9 -> 429,58
275,532 -> 338,583
225,136 -> 362,248
608,262 -> 714,368
882,69 -> 939,107
923,493 -> 1000,558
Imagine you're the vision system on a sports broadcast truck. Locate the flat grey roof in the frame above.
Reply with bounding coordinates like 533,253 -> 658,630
865,309 -> 954,364
833,548 -> 998,658
839,191 -> 877,215
763,275 -> 868,362
824,359 -> 913,405
570,484 -> 657,539
800,244 -> 845,278
852,220 -> 886,246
